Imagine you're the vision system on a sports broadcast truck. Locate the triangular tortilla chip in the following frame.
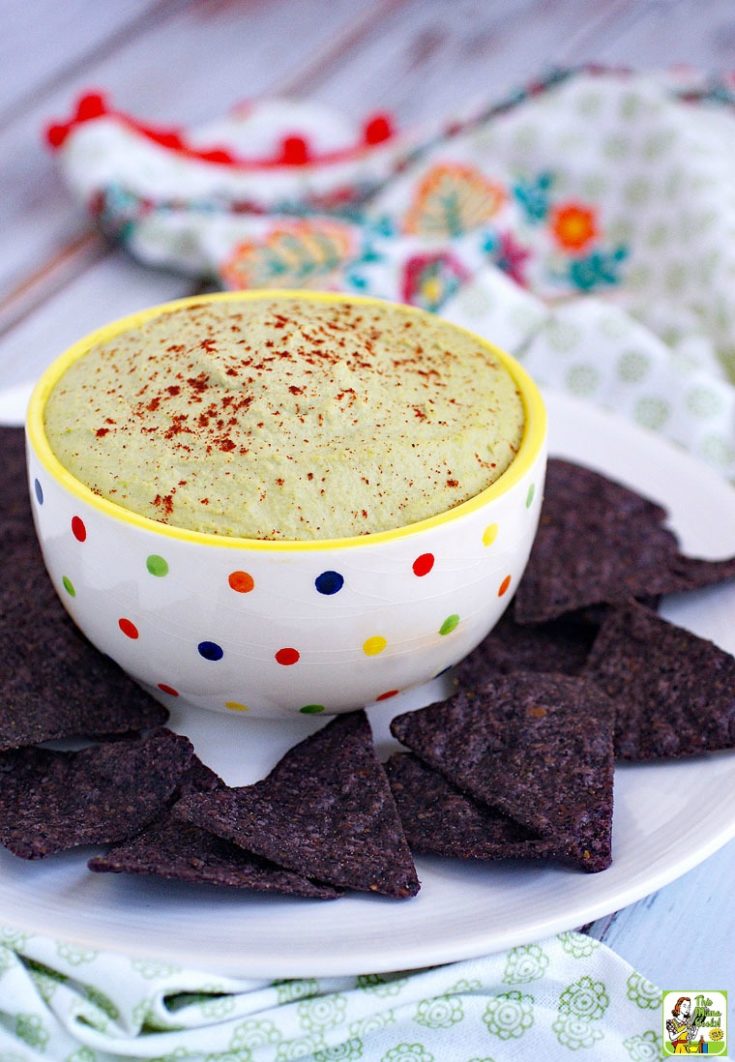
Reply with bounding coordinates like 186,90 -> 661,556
584,600 -> 735,760
176,711 -> 420,898
90,756 -> 338,898
0,729 -> 193,859
390,674 -> 615,871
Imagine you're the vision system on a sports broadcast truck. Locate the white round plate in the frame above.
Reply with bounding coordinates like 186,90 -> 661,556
2,391 -> 735,978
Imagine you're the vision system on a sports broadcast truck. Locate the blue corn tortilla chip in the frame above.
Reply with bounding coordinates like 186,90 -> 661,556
584,600 -> 735,760
89,756 -> 340,899
0,728 -> 194,859
0,429 -> 168,750
454,610 -> 596,691
385,752 -> 568,862
176,710 -> 420,898
514,459 -> 735,623
390,674 -> 615,872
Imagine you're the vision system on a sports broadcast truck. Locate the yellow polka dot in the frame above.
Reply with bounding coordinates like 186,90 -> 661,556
363,635 -> 387,656
225,700 -> 249,712
482,523 -> 499,546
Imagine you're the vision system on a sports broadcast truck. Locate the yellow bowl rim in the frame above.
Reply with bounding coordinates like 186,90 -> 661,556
26,290 -> 547,553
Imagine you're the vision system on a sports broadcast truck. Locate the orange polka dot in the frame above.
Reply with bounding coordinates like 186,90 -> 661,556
228,570 -> 254,593
498,575 -> 512,597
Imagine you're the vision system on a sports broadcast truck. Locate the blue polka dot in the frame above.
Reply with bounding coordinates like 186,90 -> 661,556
198,640 -> 223,661
434,665 -> 453,678
315,570 -> 344,595
34,479 -> 43,505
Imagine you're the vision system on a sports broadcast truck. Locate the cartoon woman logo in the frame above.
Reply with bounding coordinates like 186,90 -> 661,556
666,996 -> 706,1054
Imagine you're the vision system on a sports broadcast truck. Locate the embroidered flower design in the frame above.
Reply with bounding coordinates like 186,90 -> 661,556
513,171 -> 554,222
552,1012 -> 605,1050
483,230 -> 531,285
404,163 -> 505,236
557,931 -> 600,958
483,990 -> 535,1040
15,1013 -> 49,1050
623,1030 -> 662,1061
349,1010 -> 396,1038
414,994 -> 464,1029
273,977 -> 319,1004
381,1044 -> 434,1062
551,202 -> 598,250
356,973 -> 408,997
298,993 -> 348,1032
222,219 -> 356,290
626,972 -> 662,1010
401,252 -> 469,310
502,943 -> 550,983
314,1039 -> 363,1061
558,975 -> 610,1021
230,1018 -> 282,1050
567,246 -> 628,290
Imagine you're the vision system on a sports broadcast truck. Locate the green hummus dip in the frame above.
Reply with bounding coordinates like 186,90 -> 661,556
45,296 -> 524,540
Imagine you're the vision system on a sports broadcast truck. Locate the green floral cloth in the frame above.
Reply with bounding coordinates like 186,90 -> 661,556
0,927 -> 664,1060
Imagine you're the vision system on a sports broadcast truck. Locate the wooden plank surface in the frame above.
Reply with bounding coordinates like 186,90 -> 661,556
3,0 -> 735,991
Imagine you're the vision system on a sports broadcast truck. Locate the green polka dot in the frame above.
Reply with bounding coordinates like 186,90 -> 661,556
300,704 -> 325,714
624,176 -> 651,206
566,365 -> 600,396
603,134 -> 630,159
62,576 -> 76,597
146,554 -> 169,577
646,222 -> 670,248
634,396 -> 670,430
525,483 -> 535,508
686,386 -> 724,418
701,433 -> 735,467
617,351 -> 651,383
439,614 -> 460,636
546,320 -> 580,354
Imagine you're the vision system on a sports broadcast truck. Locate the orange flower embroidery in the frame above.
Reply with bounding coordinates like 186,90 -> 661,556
404,164 -> 506,237
221,219 -> 356,290
551,203 -> 598,251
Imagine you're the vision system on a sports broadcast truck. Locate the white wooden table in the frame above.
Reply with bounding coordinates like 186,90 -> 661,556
3,0 -> 734,990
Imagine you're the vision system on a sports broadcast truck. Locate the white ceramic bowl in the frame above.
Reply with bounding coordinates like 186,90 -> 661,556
26,292 -> 547,718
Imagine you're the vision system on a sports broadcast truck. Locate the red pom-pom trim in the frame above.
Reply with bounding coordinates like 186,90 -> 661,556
280,135 -> 309,165
364,112 -> 393,144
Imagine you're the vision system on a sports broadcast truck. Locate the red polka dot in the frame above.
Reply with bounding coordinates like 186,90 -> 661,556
498,575 -> 512,597
118,618 -> 139,639
412,553 -> 435,577
157,683 -> 179,697
228,570 -> 254,593
376,689 -> 399,701
275,647 -> 300,666
71,516 -> 86,542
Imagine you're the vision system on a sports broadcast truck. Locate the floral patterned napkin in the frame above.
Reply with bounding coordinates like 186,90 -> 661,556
48,65 -> 735,479
0,926 -> 663,1060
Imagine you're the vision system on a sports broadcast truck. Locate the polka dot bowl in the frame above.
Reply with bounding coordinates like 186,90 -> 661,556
25,293 -> 547,719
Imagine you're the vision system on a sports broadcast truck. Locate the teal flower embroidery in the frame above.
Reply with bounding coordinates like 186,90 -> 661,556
381,1045 -> 434,1062
626,973 -> 662,1010
230,1019 -> 281,1051
483,990 -> 535,1040
558,932 -> 600,959
298,993 -> 347,1032
503,943 -> 550,983
274,977 -> 319,1004
314,1039 -> 363,1061
513,172 -> 554,223
414,994 -> 464,1029
559,976 -> 610,1021
623,1030 -> 663,1060
552,1012 -> 605,1050
567,246 -> 628,291
15,1013 -> 49,1050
